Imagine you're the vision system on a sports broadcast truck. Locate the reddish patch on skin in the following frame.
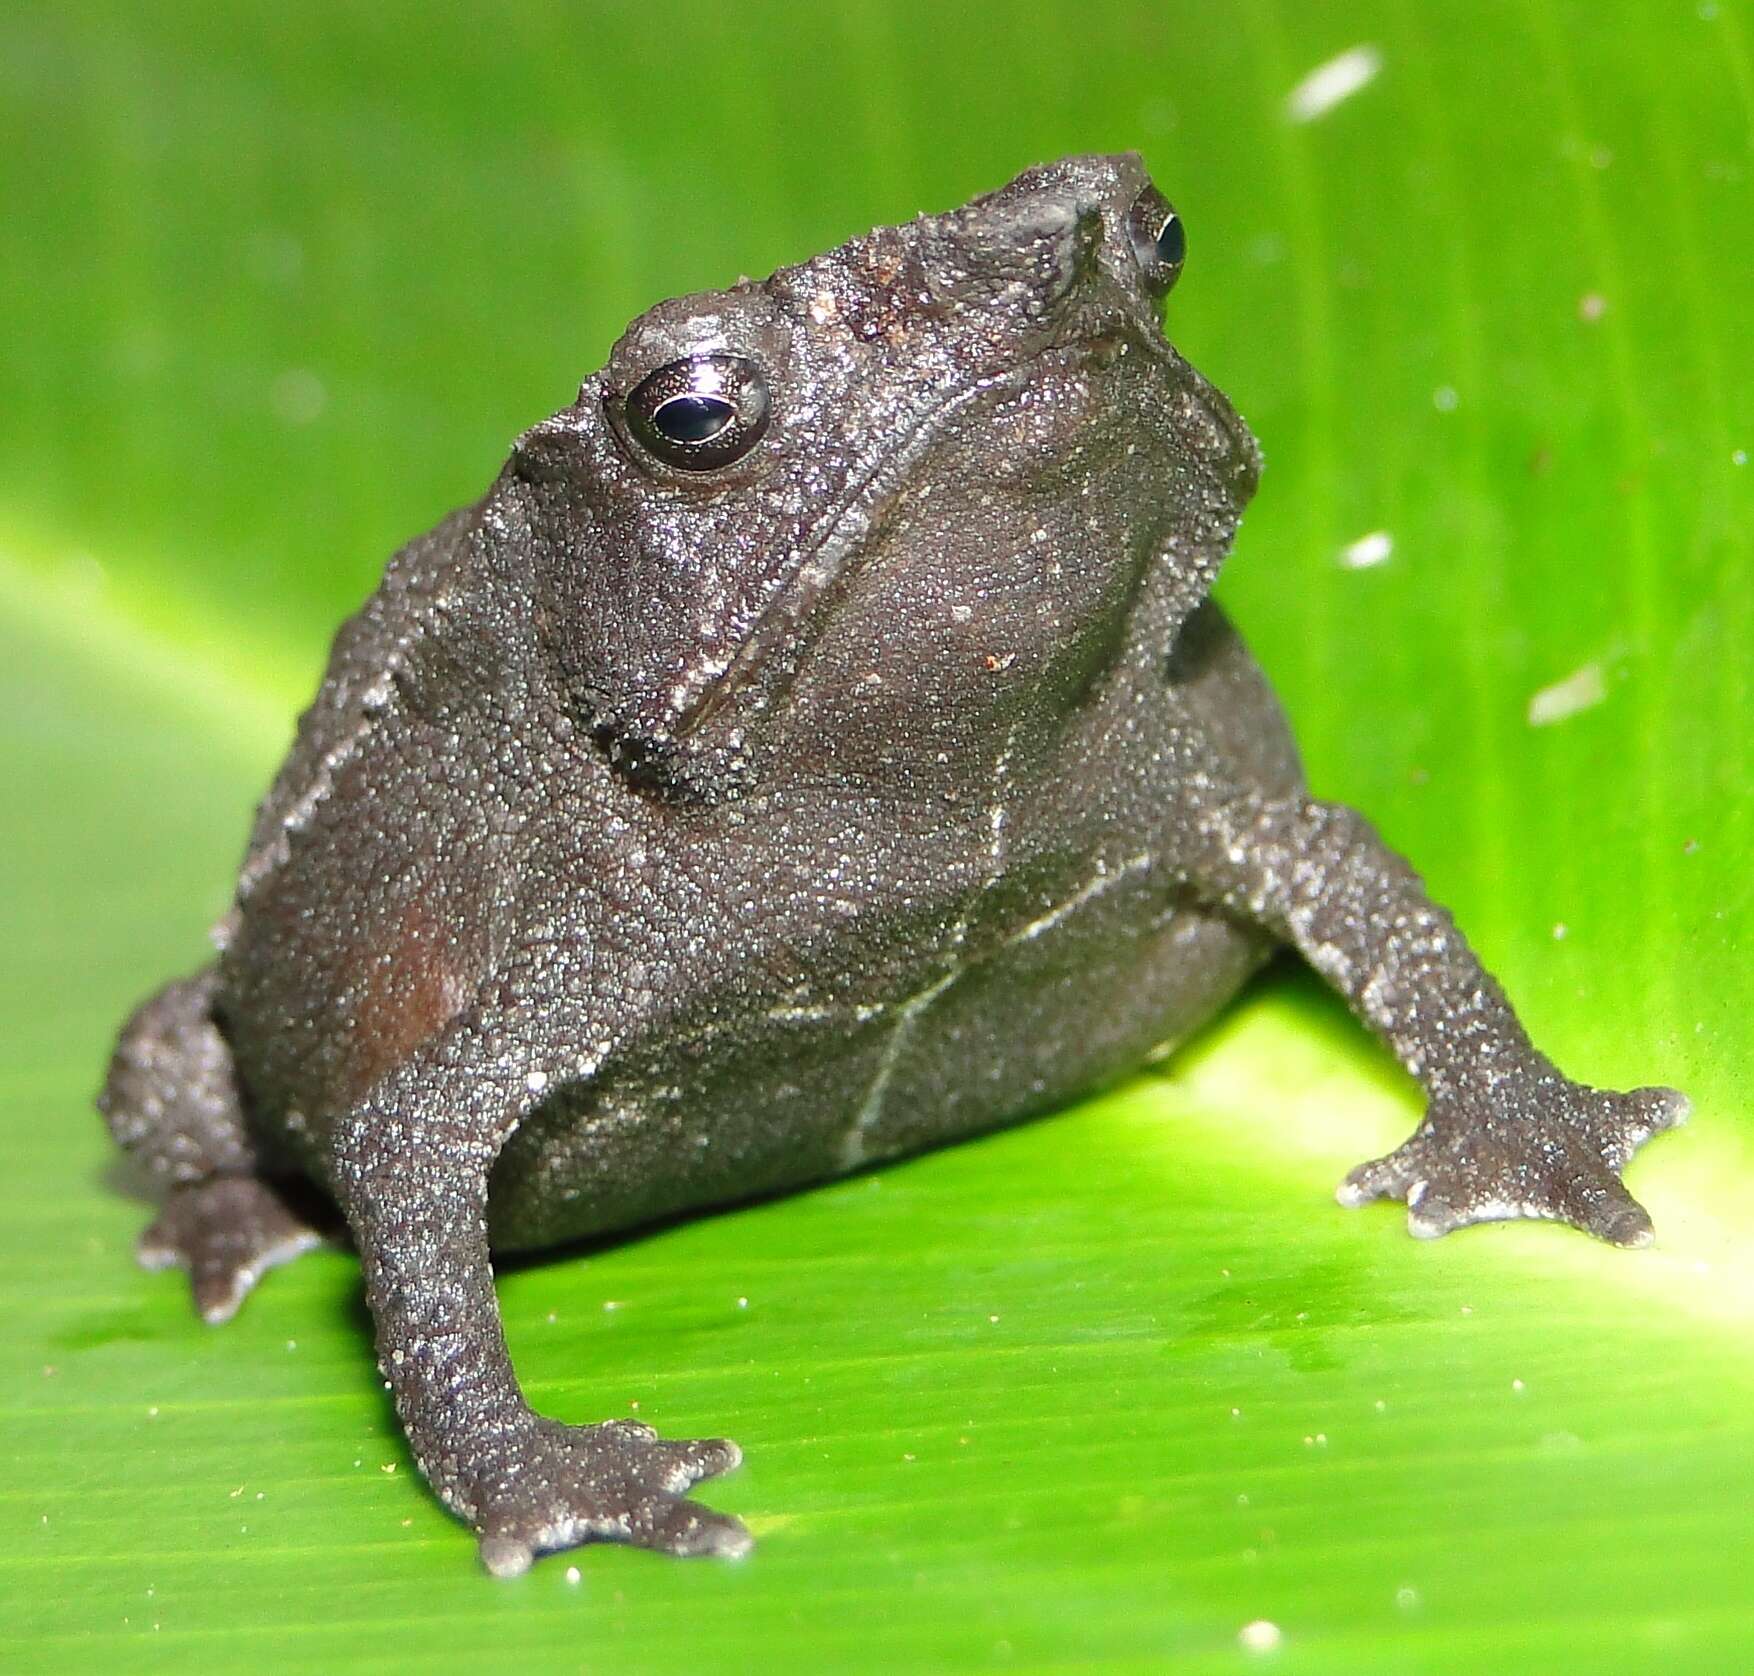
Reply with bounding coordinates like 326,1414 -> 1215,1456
344,896 -> 477,1101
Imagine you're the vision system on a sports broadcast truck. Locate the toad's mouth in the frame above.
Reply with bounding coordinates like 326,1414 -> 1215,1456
673,330 -> 1246,742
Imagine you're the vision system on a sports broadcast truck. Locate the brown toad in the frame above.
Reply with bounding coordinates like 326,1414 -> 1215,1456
99,153 -> 1684,1576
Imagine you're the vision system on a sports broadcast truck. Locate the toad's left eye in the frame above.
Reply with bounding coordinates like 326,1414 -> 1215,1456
1126,186 -> 1186,297
623,354 -> 772,471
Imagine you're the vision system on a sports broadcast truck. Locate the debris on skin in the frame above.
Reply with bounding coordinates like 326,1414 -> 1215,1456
1285,44 -> 1383,123
1338,530 -> 1393,570
1528,662 -> 1607,727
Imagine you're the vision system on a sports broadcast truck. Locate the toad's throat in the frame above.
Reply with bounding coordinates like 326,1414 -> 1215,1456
672,334 -> 1172,742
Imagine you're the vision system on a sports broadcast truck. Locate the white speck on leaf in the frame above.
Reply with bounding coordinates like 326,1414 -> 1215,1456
1239,1619 -> 1284,1652
1528,662 -> 1608,726
1339,530 -> 1394,569
1285,45 -> 1382,122
269,368 -> 327,425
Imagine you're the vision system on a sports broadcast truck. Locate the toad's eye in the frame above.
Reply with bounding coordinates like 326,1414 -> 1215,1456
623,354 -> 771,471
1126,186 -> 1185,297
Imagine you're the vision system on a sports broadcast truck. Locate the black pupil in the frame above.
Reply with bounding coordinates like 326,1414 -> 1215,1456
654,393 -> 733,444
1154,213 -> 1185,267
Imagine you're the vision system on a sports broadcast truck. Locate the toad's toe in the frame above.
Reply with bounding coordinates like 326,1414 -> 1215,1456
138,1176 -> 326,1323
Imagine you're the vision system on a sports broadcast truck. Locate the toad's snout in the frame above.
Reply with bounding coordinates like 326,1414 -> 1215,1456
920,154 -> 1188,335
923,185 -> 1106,316
1022,195 -> 1106,311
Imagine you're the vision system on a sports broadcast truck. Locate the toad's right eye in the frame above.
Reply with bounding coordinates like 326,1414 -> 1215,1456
623,354 -> 772,472
1125,185 -> 1186,299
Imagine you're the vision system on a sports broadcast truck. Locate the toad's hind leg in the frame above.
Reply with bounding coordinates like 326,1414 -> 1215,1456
99,967 -> 325,1322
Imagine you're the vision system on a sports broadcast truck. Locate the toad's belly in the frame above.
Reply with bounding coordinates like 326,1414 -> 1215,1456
486,874 -> 1266,1251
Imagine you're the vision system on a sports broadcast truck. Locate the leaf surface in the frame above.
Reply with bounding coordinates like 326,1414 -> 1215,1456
2,4 -> 1750,1671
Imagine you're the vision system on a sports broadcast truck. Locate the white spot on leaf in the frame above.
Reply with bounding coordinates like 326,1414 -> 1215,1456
1338,530 -> 1394,569
1239,1618 -> 1284,1652
1528,662 -> 1607,727
269,368 -> 327,425
1286,45 -> 1382,122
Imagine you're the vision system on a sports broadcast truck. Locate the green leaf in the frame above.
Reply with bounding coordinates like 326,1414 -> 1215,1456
3,3 -> 1750,1672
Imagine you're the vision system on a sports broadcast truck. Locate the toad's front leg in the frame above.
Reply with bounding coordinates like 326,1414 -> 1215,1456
332,1047 -> 748,1576
1175,791 -> 1686,1244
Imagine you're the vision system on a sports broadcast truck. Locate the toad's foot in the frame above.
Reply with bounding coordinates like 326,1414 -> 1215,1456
1337,1079 -> 1688,1246
138,1176 -> 327,1323
467,1417 -> 749,1578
